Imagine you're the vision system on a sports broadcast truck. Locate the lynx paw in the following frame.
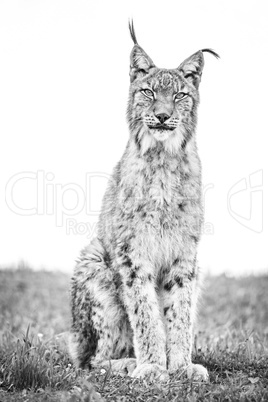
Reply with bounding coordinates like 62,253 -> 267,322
116,358 -> 137,376
131,363 -> 169,382
187,364 -> 209,382
98,358 -> 137,376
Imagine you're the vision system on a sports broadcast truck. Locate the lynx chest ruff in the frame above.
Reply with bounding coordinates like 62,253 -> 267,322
114,145 -> 202,271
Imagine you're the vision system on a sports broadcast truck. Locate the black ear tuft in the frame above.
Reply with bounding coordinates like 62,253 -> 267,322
201,48 -> 220,59
128,20 -> 155,82
129,19 -> 138,45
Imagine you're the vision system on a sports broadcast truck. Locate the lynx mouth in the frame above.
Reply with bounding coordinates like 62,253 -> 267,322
148,124 -> 175,132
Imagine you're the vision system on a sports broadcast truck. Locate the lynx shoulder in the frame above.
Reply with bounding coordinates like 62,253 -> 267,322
69,21 -> 218,382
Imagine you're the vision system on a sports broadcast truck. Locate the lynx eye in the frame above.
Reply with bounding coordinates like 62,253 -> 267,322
174,92 -> 188,102
141,89 -> 154,99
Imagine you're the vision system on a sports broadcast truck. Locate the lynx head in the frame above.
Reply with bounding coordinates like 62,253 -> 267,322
127,21 -> 219,155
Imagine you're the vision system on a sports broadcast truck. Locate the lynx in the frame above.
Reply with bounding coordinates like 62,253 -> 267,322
69,22 -> 219,382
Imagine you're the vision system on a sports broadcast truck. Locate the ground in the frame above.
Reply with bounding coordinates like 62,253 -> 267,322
0,266 -> 267,401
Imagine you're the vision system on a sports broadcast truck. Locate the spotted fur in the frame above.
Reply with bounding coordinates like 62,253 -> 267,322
69,22 -> 218,382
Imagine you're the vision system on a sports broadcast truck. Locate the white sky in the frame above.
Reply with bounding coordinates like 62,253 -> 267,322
0,0 -> 267,275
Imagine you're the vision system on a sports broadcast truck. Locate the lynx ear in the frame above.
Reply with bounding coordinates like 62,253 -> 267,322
178,51 -> 205,88
178,48 -> 220,88
129,20 -> 155,82
130,46 -> 155,82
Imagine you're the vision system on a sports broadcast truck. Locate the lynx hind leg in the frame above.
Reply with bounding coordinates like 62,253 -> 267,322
69,237 -> 135,372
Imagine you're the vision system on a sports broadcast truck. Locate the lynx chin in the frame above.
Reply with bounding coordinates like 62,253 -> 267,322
69,21 -> 219,382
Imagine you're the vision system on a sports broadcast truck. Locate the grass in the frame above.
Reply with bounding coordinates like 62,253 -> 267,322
0,266 -> 268,401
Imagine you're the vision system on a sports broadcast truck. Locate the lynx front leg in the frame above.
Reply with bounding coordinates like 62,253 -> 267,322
161,257 -> 208,381
120,263 -> 168,382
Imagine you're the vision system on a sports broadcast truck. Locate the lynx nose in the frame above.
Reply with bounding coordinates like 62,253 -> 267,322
156,113 -> 170,124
